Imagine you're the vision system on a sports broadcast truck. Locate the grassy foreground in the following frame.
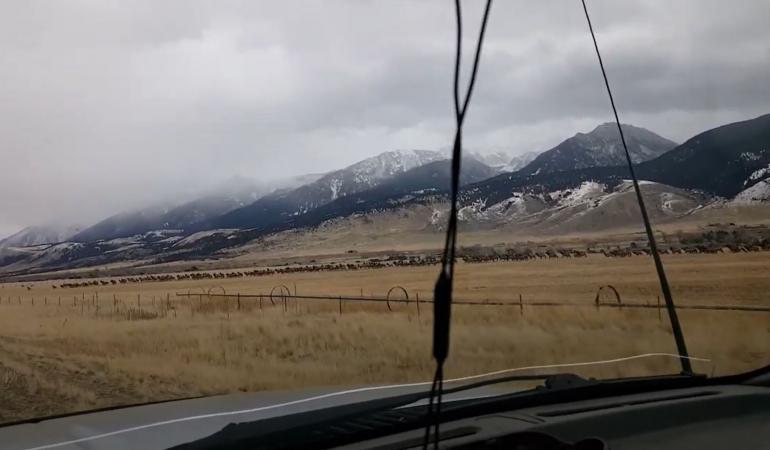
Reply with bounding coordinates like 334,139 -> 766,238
0,252 -> 768,423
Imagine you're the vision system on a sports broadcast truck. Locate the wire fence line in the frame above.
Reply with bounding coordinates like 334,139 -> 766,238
174,290 -> 770,314
3,285 -> 768,321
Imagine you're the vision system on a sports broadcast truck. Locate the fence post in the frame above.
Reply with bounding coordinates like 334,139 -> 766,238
259,294 -> 263,310
416,292 -> 421,318
237,293 -> 241,311
519,294 -> 524,316
58,296 -> 61,306
339,296 -> 343,315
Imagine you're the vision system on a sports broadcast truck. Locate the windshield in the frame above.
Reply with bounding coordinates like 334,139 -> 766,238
0,0 -> 768,429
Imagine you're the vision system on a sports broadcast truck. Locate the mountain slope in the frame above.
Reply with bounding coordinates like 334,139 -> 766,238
463,114 -> 770,202
506,151 -> 540,172
522,123 -> 677,175
0,225 -> 81,249
211,150 -> 445,230
0,158 -> 495,275
635,113 -> 770,197
454,180 -> 712,234
469,151 -> 514,173
72,202 -> 178,243
72,174 -> 323,242
279,157 -> 496,232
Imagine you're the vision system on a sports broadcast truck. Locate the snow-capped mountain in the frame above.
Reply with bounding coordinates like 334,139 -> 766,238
318,149 -> 446,202
469,151 -> 512,171
211,149 -> 446,229
4,115 -> 768,276
0,157 -> 494,275
522,123 -> 677,175
0,225 -> 82,249
506,151 -> 540,172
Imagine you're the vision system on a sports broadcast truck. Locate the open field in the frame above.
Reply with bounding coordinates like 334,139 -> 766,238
0,252 -> 769,423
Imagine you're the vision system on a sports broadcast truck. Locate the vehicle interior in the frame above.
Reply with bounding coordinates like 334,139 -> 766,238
0,1 -> 768,449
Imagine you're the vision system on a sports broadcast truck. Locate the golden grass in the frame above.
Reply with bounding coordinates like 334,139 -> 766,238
0,252 -> 768,423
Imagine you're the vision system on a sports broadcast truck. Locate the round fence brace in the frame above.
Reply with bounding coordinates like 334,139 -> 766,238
385,286 -> 409,312
188,286 -> 206,307
594,285 -> 621,309
268,285 -> 291,306
207,286 -> 227,312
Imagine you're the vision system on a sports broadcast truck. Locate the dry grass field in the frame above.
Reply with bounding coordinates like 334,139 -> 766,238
0,252 -> 768,423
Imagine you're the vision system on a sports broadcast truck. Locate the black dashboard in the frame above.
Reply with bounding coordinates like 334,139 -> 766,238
339,384 -> 770,449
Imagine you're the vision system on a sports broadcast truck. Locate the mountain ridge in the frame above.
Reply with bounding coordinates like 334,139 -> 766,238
521,123 -> 677,175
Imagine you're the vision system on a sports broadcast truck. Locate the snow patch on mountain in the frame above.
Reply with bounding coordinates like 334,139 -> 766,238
733,180 -> 770,203
451,179 -> 710,228
175,229 -> 240,247
740,151 -> 761,162
745,163 -> 770,186
548,181 -> 607,208
329,178 -> 343,200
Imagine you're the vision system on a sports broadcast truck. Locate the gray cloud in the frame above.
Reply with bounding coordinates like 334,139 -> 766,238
1,0 -> 768,237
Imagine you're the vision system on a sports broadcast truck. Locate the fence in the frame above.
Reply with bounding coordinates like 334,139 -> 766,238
3,284 -> 769,321
173,284 -> 770,317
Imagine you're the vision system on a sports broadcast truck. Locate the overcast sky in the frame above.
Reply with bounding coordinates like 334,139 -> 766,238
1,0 -> 769,237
